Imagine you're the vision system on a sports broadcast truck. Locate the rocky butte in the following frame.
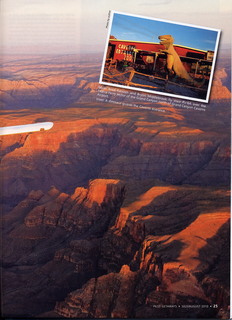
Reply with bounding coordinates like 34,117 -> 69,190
0,52 -> 231,319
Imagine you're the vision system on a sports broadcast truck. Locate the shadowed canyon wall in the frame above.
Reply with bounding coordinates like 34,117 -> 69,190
1,53 -> 231,319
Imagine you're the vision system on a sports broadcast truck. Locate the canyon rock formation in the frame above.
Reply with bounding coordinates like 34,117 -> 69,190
1,52 -> 231,319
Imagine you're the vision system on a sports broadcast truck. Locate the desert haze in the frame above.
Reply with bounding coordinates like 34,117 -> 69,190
0,51 -> 231,319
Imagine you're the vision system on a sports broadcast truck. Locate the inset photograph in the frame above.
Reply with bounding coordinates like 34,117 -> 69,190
100,11 -> 221,103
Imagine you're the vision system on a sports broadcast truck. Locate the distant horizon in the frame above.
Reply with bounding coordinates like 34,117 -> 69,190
1,0 -> 231,56
1,43 -> 231,58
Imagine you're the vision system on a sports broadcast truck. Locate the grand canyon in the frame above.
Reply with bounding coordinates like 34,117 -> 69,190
0,49 -> 231,319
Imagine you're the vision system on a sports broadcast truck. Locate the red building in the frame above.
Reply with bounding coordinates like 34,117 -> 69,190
106,38 -> 213,78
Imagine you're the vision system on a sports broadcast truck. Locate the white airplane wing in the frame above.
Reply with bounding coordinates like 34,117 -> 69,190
0,122 -> 54,136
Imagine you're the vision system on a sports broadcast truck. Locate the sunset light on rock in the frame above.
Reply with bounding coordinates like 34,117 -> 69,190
0,0 -> 231,319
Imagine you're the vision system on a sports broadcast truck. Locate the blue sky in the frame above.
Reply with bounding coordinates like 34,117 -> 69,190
110,13 -> 219,51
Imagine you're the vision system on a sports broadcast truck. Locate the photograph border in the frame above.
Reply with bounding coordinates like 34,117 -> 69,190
99,10 -> 221,103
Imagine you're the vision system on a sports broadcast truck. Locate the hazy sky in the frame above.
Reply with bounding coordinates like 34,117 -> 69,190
1,0 -> 231,54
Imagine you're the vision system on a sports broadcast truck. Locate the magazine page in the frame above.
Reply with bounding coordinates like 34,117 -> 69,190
0,0 -> 231,319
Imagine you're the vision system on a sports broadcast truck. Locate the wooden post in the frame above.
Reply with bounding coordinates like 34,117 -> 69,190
153,52 -> 158,73
126,69 -> 135,86
195,61 -> 199,77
